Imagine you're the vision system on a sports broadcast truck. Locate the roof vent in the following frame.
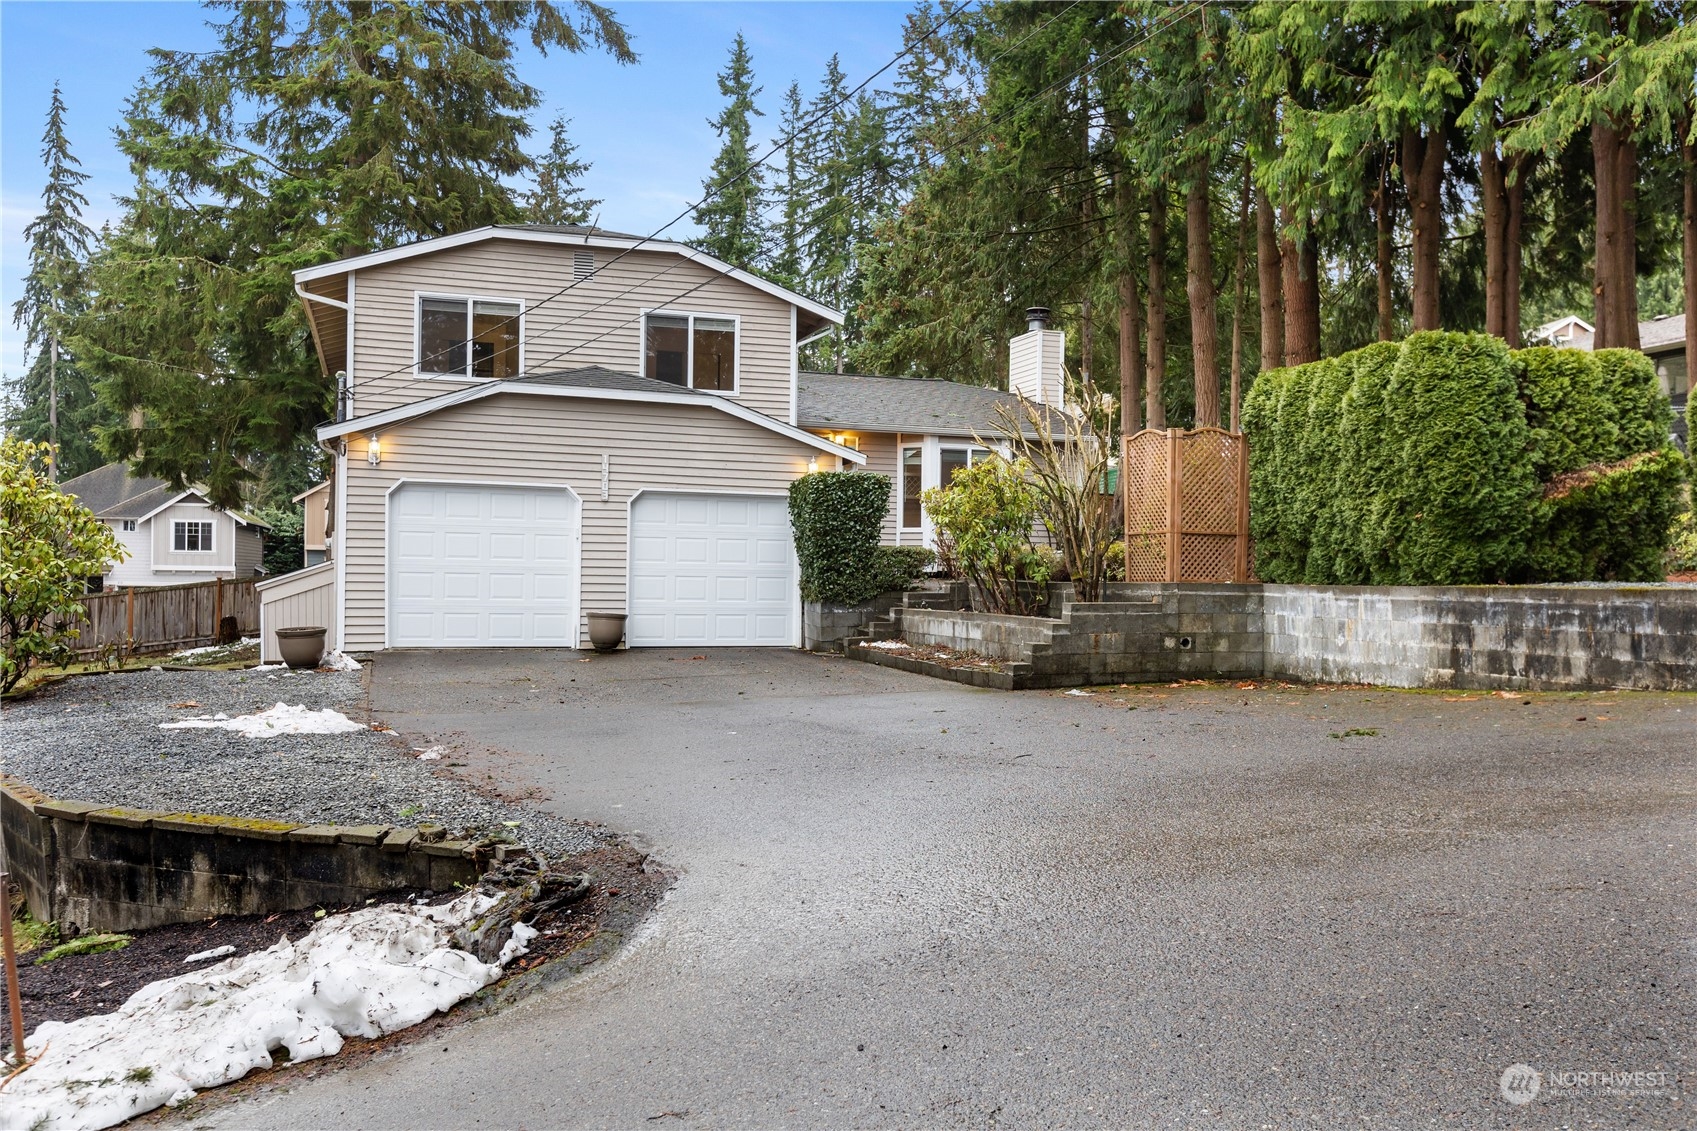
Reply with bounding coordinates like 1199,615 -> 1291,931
574,251 -> 595,281
1025,307 -> 1051,333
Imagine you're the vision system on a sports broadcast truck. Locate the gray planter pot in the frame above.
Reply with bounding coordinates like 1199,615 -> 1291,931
585,611 -> 627,652
275,625 -> 327,670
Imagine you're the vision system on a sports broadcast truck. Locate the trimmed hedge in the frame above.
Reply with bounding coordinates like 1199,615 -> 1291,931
870,545 -> 933,593
788,471 -> 892,605
1243,331 -> 1688,585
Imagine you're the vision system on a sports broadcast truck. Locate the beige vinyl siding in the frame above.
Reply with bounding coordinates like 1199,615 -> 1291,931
258,562 -> 337,662
811,430 -> 901,545
340,393 -> 817,650
348,242 -> 796,421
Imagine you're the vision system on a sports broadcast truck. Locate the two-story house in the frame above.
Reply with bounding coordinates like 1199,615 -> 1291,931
60,462 -> 268,589
276,224 -> 1065,655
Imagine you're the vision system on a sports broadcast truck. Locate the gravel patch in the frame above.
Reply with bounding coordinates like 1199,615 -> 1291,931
1,667 -> 605,859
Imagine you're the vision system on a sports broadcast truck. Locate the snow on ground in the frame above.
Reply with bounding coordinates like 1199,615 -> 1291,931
5,890 -> 532,1131
158,702 -> 368,738
864,640 -> 909,650
169,638 -> 259,660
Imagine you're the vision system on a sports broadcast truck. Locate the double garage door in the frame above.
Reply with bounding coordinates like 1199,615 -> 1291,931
388,484 -> 794,648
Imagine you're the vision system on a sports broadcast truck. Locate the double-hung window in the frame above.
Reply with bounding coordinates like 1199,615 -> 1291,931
173,521 -> 213,553
643,311 -> 737,392
418,296 -> 522,380
939,445 -> 992,489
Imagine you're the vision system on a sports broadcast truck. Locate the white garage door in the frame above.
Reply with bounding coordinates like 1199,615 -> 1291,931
389,483 -> 579,647
628,492 -> 796,647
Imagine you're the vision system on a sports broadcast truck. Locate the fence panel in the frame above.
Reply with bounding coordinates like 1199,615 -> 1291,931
1121,427 -> 1249,583
55,578 -> 260,659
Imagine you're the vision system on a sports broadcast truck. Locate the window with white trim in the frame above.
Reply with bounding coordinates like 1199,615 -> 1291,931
418,296 -> 521,379
173,521 -> 214,552
120,519 -> 136,532
643,311 -> 737,392
900,446 -> 923,529
939,445 -> 992,489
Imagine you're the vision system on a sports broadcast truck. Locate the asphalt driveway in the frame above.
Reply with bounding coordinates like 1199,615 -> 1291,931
199,649 -> 1695,1129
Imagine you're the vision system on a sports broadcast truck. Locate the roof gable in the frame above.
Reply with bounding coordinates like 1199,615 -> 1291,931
292,225 -> 842,329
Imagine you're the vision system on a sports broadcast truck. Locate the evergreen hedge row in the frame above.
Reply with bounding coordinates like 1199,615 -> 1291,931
1242,331 -> 1689,585
788,472 -> 931,605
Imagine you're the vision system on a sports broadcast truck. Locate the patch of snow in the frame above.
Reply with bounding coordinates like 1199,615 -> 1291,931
171,638 -> 259,659
1064,689 -> 1094,697
183,945 -> 237,964
497,921 -> 539,966
252,663 -> 289,673
320,650 -> 363,672
414,745 -> 444,761
159,702 -> 366,738
864,640 -> 909,650
7,890 -> 515,1131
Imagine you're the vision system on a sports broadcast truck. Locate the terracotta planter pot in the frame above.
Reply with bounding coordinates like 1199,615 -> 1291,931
585,611 -> 627,653
275,625 -> 327,670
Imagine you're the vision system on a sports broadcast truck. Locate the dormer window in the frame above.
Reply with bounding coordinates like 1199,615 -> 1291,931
643,311 -> 738,393
418,295 -> 522,379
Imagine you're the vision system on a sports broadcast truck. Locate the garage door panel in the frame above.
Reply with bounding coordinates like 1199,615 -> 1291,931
628,491 -> 795,647
389,484 -> 578,647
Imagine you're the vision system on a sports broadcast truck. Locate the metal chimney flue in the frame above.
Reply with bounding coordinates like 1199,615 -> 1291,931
1025,307 -> 1051,333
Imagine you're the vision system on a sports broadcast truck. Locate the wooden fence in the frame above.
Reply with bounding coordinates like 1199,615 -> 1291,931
1121,427 -> 1250,582
57,578 -> 260,659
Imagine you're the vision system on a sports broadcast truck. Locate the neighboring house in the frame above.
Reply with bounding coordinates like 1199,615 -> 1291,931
1536,312 -> 1689,449
295,480 -> 331,566
284,224 -> 1067,653
58,462 -> 268,588
1638,313 -> 1690,449
1530,315 -> 1595,350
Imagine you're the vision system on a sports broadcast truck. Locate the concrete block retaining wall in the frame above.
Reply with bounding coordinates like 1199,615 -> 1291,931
1,780 -> 482,934
872,583 -> 1697,691
1262,584 -> 1697,691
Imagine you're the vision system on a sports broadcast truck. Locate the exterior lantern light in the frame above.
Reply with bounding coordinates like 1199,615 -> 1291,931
367,433 -> 382,467
807,457 -> 819,474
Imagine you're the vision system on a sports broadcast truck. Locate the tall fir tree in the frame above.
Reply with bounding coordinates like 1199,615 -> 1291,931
694,33 -> 768,271
770,81 -> 811,291
76,2 -> 634,507
7,82 -> 105,480
524,116 -> 603,226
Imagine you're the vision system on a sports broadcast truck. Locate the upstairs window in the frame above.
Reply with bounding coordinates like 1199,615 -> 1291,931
418,296 -> 522,379
643,311 -> 737,393
173,521 -> 214,552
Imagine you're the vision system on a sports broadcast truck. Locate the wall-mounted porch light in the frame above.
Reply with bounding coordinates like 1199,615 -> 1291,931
807,457 -> 819,474
367,433 -> 382,467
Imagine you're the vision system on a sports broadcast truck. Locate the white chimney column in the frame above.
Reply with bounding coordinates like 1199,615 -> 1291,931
1009,306 -> 1066,409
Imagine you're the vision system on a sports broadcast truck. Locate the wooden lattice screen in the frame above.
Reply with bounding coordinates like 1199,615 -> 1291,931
1120,427 -> 1249,582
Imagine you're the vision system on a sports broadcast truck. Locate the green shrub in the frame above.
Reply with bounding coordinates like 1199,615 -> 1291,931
1243,333 -> 1682,586
1668,495 -> 1697,572
1104,539 -> 1126,581
1335,341 -> 1403,583
788,472 -> 892,605
869,545 -> 933,593
1594,348 -> 1673,457
2,439 -> 128,693
1521,449 -> 1690,581
923,457 -> 1047,614
1514,347 -> 1619,481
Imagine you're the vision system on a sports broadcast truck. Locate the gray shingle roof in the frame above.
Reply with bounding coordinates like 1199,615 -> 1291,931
797,371 -> 1058,438
56,461 -> 269,527
58,462 -> 171,518
1639,313 -> 1686,353
510,366 -> 707,397
491,222 -> 649,242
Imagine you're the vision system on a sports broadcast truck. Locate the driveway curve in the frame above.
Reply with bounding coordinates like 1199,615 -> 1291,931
201,648 -> 1694,1129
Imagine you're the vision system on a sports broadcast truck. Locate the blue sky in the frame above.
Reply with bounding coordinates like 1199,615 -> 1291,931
1,0 -> 914,377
